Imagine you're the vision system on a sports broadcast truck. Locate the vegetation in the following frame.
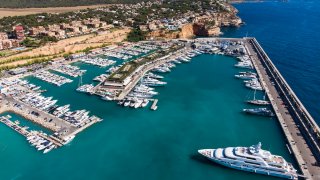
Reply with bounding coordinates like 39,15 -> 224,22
0,0 -> 152,8
20,38 -> 41,47
20,35 -> 57,48
0,0 -> 225,31
0,52 -> 7,57
108,45 -> 183,82
0,57 -> 50,72
126,28 -> 146,42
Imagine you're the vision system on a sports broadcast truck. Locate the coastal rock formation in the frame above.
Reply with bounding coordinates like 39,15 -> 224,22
179,24 -> 195,39
147,30 -> 180,40
214,8 -> 243,27
192,23 -> 222,37
146,24 -> 195,40
147,3 -> 242,39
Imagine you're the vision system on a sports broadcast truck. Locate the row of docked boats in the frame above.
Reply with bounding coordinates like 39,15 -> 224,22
51,64 -> 86,77
234,56 -> 273,117
144,72 -> 163,79
140,77 -> 167,87
124,46 -> 153,54
194,39 -> 298,179
27,132 -> 56,153
93,73 -> 109,82
244,78 -> 263,91
52,104 -> 70,117
106,65 -> 121,73
104,44 -> 157,60
7,79 -> 103,128
33,70 -> 72,86
174,50 -> 202,63
119,48 -> 202,109
20,92 -> 58,112
234,56 -> 263,91
0,79 -> 45,97
52,107 -> 102,128
118,98 -> 150,109
118,70 -> 164,108
76,84 -> 95,94
235,71 -> 257,80
80,57 -> 116,67
193,39 -> 247,56
235,72 -> 263,91
235,55 -> 254,69
104,51 -> 132,60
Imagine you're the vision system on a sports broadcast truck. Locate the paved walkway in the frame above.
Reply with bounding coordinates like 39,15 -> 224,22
245,38 -> 320,179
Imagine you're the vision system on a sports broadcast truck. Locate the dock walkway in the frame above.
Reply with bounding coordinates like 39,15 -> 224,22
246,38 -> 320,179
0,116 -> 63,147
0,116 -> 30,137
151,99 -> 158,110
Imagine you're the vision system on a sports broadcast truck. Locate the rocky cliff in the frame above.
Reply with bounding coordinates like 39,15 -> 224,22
147,3 -> 242,39
146,22 -> 223,40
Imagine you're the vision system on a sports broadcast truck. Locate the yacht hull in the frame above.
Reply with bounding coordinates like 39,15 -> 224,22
205,156 -> 297,180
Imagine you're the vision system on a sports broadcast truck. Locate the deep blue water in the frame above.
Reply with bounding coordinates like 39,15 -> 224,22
223,0 -> 320,124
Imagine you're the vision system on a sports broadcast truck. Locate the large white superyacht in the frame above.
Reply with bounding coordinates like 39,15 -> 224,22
198,142 -> 299,179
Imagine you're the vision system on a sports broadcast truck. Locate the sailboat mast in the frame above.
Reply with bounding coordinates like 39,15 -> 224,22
78,75 -> 82,87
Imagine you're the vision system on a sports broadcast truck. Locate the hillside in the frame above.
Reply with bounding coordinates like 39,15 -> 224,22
0,0 -> 148,8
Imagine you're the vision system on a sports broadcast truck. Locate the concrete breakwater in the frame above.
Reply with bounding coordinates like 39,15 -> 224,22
246,38 -> 320,179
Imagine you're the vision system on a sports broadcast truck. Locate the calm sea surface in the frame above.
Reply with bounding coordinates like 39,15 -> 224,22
223,0 -> 320,124
0,1 -> 319,179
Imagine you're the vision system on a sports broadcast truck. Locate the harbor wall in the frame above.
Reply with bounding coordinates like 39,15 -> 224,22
248,37 -> 320,179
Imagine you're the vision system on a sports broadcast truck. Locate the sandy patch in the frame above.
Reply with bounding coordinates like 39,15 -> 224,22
0,4 -> 111,18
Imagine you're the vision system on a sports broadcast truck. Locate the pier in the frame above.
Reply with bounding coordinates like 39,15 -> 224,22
245,38 -> 320,179
0,96 -> 99,146
0,116 -> 63,147
116,57 -> 172,100
151,99 -> 158,110
0,116 -> 30,137
95,45 -> 188,100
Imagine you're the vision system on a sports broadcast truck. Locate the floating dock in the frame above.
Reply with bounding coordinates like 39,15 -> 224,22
245,37 -> 320,179
0,116 -> 30,137
0,96 -> 98,149
151,99 -> 158,110
0,116 -> 63,147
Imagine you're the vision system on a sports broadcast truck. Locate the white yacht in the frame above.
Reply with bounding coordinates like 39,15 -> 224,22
198,143 -> 299,179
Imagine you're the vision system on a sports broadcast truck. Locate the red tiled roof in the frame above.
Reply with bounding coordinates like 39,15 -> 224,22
15,26 -> 24,31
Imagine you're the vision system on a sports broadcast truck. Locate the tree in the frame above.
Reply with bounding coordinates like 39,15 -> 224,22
126,28 -> 146,42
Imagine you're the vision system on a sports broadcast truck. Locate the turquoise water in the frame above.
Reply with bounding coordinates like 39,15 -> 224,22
0,112 -> 51,134
1,0 -> 319,179
0,54 -> 293,180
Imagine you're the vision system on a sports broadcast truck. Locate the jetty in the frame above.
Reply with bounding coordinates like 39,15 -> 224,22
0,116 -> 63,147
151,99 -> 158,110
0,95 -> 100,150
245,38 -> 320,179
0,116 -> 30,137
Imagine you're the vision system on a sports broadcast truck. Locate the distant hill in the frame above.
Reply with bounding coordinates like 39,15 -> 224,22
0,0 -> 149,8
